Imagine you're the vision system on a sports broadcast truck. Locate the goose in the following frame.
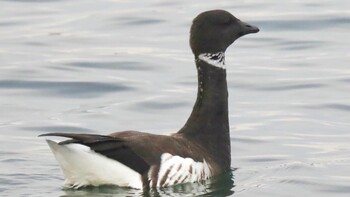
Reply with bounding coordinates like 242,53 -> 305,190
40,9 -> 259,189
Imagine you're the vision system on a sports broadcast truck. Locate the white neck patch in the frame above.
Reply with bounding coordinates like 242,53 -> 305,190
198,52 -> 225,69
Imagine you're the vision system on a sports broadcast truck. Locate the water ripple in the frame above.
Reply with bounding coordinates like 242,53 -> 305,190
2,0 -> 61,2
67,61 -> 154,71
306,103 -> 350,112
254,17 -> 350,31
0,80 -> 134,98
230,82 -> 326,91
256,84 -> 326,91
339,78 -> 350,83
321,185 -> 350,194
278,40 -> 325,51
115,17 -> 165,26
21,126 -> 96,133
280,178 -> 350,194
128,100 -> 188,111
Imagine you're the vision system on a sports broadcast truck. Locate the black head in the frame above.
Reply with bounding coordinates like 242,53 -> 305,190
190,10 -> 259,56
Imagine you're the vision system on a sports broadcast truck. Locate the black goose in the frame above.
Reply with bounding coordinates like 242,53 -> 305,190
40,10 -> 259,189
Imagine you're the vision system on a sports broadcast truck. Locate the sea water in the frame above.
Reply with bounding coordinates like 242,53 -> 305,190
0,0 -> 349,196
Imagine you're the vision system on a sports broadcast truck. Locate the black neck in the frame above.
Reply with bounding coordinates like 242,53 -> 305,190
179,57 -> 229,135
178,55 -> 231,170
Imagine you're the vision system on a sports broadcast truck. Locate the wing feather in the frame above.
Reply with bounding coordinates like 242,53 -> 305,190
40,132 -> 150,174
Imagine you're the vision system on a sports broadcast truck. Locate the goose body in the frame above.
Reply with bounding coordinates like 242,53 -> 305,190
40,10 -> 259,189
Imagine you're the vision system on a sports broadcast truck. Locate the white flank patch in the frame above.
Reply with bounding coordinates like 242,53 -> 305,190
156,153 -> 211,187
45,140 -> 143,189
198,52 -> 225,69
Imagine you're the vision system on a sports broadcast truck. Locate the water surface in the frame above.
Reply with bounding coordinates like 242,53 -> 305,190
0,0 -> 349,196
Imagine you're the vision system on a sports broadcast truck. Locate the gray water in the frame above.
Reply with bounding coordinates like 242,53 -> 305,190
0,0 -> 349,196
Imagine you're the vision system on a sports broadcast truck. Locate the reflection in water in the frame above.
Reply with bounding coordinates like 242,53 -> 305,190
61,171 -> 235,197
